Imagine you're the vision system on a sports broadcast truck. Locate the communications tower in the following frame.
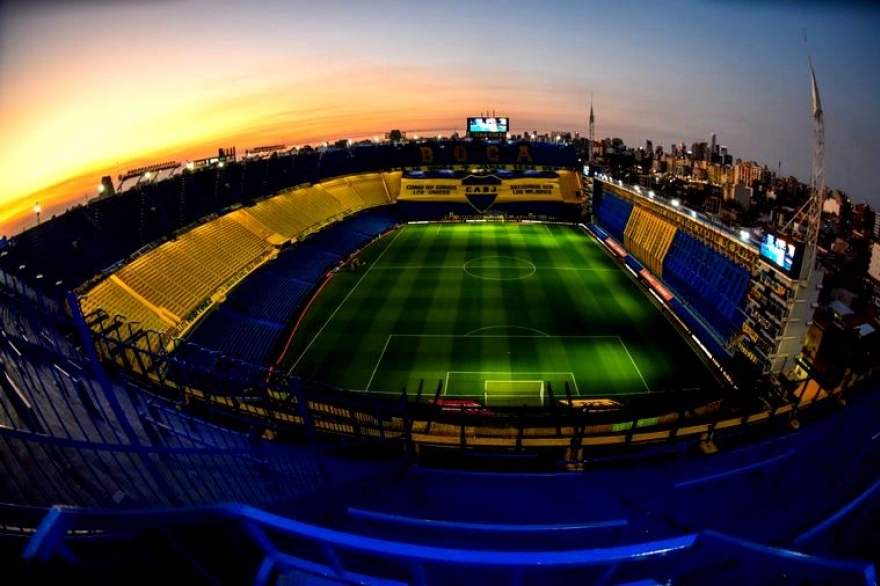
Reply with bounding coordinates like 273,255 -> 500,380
588,97 -> 595,163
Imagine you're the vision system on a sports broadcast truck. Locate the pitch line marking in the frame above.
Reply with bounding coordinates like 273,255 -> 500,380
463,256 -> 536,281
365,334 -> 392,391
446,371 -> 576,374
617,336 -> 650,393
464,325 -> 551,337
370,265 -> 618,272
445,371 -> 580,397
389,334 -> 619,339
287,225 -> 406,374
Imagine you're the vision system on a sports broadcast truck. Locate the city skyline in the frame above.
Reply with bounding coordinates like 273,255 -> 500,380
2,0 -> 879,235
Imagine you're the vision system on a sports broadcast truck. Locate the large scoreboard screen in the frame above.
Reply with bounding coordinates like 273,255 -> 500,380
759,231 -> 805,278
467,116 -> 509,138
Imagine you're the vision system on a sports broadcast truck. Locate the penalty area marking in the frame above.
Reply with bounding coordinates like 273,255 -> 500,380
444,371 -> 580,397
361,335 -> 644,397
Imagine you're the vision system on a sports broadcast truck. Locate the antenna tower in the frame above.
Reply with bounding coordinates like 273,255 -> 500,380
588,95 -> 595,163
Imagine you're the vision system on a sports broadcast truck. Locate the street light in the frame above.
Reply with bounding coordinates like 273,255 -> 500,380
33,202 -> 41,225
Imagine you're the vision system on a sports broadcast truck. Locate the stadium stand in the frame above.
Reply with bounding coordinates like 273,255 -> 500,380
624,205 -> 677,277
594,187 -> 752,347
594,190 -> 634,243
663,230 -> 751,342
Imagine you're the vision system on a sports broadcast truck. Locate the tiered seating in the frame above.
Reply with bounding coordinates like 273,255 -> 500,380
594,191 -> 633,243
348,173 -> 391,206
663,231 -> 751,342
270,243 -> 340,283
186,307 -> 282,364
79,277 -> 173,336
110,215 -> 269,320
225,271 -> 312,323
342,207 -> 398,238
307,224 -> 372,256
556,170 -> 583,199
180,207 -> 397,365
383,171 -> 402,202
243,186 -> 347,239
318,178 -> 368,210
623,206 -> 677,277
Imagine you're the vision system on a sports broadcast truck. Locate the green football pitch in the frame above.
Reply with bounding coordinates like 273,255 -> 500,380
278,223 -> 719,408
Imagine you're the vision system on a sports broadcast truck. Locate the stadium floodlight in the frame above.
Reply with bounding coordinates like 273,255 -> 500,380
98,184 -> 105,193
218,161 -> 225,168
739,229 -> 751,242
648,191 -> 655,198
186,162 -> 195,170
671,198 -> 680,207
33,203 -> 41,225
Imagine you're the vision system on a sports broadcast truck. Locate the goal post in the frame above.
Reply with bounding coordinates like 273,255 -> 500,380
484,380 -> 544,406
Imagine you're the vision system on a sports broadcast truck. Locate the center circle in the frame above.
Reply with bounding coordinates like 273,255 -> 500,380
463,256 -> 536,281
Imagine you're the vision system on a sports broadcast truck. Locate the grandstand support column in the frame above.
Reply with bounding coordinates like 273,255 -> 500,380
291,377 -> 317,445
64,290 -> 182,505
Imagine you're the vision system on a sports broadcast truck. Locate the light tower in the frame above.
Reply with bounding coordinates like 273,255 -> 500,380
765,55 -> 826,376
735,51 -> 825,378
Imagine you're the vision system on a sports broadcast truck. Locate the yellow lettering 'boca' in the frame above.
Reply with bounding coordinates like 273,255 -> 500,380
453,145 -> 468,163
486,145 -> 500,162
516,145 -> 534,164
419,146 -> 434,164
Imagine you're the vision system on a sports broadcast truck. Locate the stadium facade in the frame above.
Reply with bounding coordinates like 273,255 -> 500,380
1,139 -> 879,584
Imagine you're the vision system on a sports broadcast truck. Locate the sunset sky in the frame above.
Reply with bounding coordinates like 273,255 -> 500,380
1,0 -> 878,235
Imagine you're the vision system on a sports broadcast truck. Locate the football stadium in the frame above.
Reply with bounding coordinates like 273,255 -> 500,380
1,130 -> 880,584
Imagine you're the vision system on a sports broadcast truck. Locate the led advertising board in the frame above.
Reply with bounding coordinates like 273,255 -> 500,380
467,116 -> 509,137
759,231 -> 804,278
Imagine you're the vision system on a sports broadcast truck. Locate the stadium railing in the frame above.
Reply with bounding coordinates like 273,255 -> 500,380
21,503 -> 877,586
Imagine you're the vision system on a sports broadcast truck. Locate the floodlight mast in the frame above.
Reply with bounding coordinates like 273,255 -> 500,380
801,56 -> 825,285
768,43 -> 826,376
782,43 -> 824,286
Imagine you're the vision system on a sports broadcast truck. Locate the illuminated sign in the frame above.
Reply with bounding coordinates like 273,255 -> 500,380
759,231 -> 804,278
467,116 -> 509,137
